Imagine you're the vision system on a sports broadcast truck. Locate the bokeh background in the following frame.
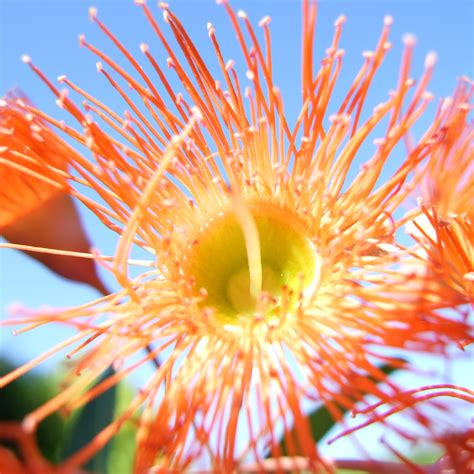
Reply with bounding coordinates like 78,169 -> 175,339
1,0 -> 473,467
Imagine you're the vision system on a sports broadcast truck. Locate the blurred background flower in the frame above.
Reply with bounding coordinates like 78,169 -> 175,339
0,94 -> 107,293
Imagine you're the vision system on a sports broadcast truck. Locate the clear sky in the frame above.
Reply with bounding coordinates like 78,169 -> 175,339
1,0 -> 473,461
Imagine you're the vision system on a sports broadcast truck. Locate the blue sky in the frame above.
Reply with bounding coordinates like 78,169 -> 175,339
1,0 -> 473,461
1,0 -> 472,303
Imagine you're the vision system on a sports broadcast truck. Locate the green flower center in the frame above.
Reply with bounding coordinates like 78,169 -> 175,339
187,204 -> 319,322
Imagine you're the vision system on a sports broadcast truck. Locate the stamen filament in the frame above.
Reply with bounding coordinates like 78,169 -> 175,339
230,193 -> 262,299
0,242 -> 154,267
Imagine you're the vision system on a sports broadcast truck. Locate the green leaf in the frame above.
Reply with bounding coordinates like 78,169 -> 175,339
272,361 -> 405,457
0,358 -> 66,463
62,366 -> 117,472
107,382 -> 137,474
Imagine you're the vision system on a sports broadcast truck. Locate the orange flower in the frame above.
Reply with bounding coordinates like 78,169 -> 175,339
0,94 -> 67,229
408,79 -> 474,304
0,95 -> 106,293
1,1 -> 472,471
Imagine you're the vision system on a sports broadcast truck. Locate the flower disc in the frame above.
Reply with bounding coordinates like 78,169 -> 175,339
186,204 -> 320,321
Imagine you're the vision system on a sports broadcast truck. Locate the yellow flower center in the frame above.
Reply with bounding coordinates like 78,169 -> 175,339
187,203 -> 319,322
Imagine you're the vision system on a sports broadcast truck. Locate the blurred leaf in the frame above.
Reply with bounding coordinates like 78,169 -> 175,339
0,358 -> 66,463
107,382 -> 137,474
62,367 -> 117,473
409,448 -> 443,465
272,361 -> 405,457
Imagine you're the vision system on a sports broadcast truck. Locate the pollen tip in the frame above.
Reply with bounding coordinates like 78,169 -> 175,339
134,0 -> 146,5
246,70 -> 255,81
422,91 -> 434,102
384,15 -> 394,26
0,99 -> 7,107
440,96 -> 453,112
331,113 -> 351,125
89,6 -> 98,21
96,61 -> 103,73
57,74 -> 67,83
191,106 -> 203,121
162,9 -> 170,22
237,10 -> 247,19
373,102 -> 386,115
225,59 -> 235,71
140,42 -> 149,53
402,33 -> 417,47
21,54 -> 32,64
22,416 -> 36,433
79,34 -> 86,47
216,0 -> 227,4
258,15 -> 271,27
334,15 -> 346,27
0,145 -> 8,153
207,22 -> 215,36
424,51 -> 437,68
158,1 -> 170,8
